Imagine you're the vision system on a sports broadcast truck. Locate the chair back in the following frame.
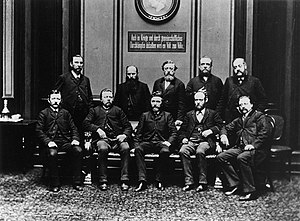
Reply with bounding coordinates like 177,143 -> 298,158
269,115 -> 284,141
265,114 -> 275,139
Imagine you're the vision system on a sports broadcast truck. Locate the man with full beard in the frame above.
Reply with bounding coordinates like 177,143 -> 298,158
114,65 -> 151,121
178,91 -> 223,192
134,91 -> 177,192
186,56 -> 223,112
217,58 -> 267,123
83,88 -> 133,191
153,60 -> 186,127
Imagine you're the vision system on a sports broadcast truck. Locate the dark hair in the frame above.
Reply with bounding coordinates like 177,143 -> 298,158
70,54 -> 83,63
161,60 -> 178,71
126,65 -> 139,74
100,88 -> 113,100
151,91 -> 163,99
48,89 -> 61,99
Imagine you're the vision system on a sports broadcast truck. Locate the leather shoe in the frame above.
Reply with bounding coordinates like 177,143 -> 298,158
196,184 -> 207,192
50,186 -> 60,193
225,186 -> 239,196
73,185 -> 83,191
182,185 -> 193,191
135,181 -> 147,192
121,183 -> 129,191
156,182 -> 165,191
239,192 -> 258,201
99,183 -> 108,191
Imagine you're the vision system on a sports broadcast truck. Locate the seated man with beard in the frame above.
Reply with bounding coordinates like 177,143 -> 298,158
115,65 -> 151,121
83,88 -> 133,191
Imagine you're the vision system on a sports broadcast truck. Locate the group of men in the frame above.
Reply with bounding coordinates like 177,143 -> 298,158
36,54 -> 270,201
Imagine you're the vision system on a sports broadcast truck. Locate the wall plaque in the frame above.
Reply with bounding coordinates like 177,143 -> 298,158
135,0 -> 180,24
128,31 -> 186,52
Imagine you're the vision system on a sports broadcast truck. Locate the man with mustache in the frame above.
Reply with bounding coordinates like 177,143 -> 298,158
178,91 -> 223,192
186,56 -> 223,111
134,91 -> 177,192
83,88 -> 133,191
217,58 -> 267,123
55,55 -> 93,141
36,90 -> 83,192
153,60 -> 186,127
114,65 -> 151,121
217,95 -> 269,201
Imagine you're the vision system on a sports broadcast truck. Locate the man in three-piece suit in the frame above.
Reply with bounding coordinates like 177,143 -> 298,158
134,91 -> 178,192
36,90 -> 83,192
217,95 -> 269,201
178,91 -> 223,192
114,65 -> 151,121
216,58 -> 267,123
153,60 -> 186,127
83,88 -> 133,191
55,55 -> 93,139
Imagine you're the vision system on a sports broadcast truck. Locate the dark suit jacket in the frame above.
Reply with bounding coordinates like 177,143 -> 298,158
135,111 -> 177,146
114,81 -> 151,121
217,75 -> 267,123
221,110 -> 268,150
186,74 -> 223,111
55,72 -> 93,115
153,77 -> 185,121
82,105 -> 133,140
178,108 -> 223,149
36,107 -> 80,147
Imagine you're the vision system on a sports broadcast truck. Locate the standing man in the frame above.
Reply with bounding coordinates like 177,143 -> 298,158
217,95 -> 268,201
179,91 -> 223,192
153,60 -> 186,126
186,56 -> 223,112
36,90 -> 83,192
134,91 -> 178,192
217,58 -> 267,123
114,65 -> 151,121
55,54 -> 93,139
83,88 -> 132,191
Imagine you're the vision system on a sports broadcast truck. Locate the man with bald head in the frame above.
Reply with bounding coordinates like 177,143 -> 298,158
217,58 -> 267,123
115,65 -> 151,121
186,56 -> 223,112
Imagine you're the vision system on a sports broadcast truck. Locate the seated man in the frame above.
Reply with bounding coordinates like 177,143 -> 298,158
36,90 -> 83,192
83,88 -> 132,191
134,91 -> 177,191
179,91 -> 223,192
217,95 -> 268,201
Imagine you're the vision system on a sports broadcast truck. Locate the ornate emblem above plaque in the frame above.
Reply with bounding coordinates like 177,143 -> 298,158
135,0 -> 180,24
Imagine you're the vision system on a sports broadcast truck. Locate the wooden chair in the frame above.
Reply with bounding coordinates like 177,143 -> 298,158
268,115 -> 292,181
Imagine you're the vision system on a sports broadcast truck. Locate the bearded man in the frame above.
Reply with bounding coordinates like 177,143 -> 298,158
153,60 -> 186,127
217,58 -> 267,123
83,88 -> 133,191
178,91 -> 223,192
134,91 -> 177,192
217,95 -> 268,201
114,65 -> 151,121
186,56 -> 223,112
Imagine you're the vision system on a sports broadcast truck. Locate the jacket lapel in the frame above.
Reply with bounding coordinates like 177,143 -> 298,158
202,109 -> 209,123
